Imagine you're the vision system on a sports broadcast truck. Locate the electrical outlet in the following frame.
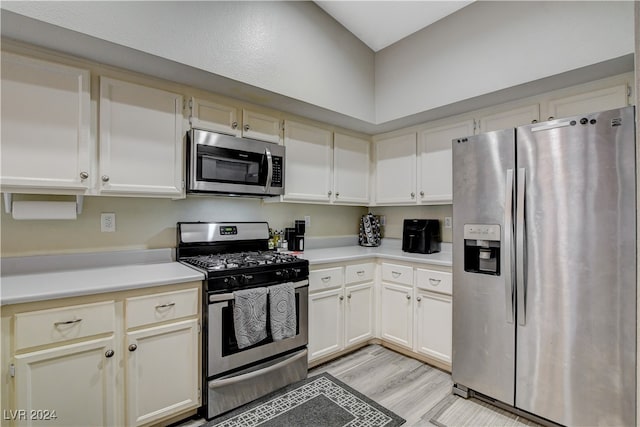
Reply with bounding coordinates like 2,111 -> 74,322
304,215 -> 311,228
380,215 -> 386,226
444,217 -> 452,229
101,213 -> 116,232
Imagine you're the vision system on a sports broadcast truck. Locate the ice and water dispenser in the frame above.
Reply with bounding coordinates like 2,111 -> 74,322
463,224 -> 501,275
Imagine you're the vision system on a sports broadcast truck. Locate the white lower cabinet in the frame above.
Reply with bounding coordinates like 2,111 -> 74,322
13,336 -> 117,427
380,282 -> 413,349
415,290 -> 452,364
126,319 -> 199,426
308,262 -> 375,363
3,282 -> 201,427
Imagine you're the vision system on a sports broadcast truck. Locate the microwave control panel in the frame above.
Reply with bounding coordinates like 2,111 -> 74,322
271,156 -> 283,187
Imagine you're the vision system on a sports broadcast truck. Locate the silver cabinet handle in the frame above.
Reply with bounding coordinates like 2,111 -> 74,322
391,271 -> 401,278
410,192 -> 415,199
231,121 -> 238,129
243,124 -> 250,132
101,175 -> 110,183
416,296 -> 422,302
105,349 -> 115,358
328,191 -> 332,197
356,270 -> 365,276
420,191 -> 424,197
335,192 -> 339,197
531,119 -> 538,124
128,344 -> 137,352
339,295 -> 344,301
155,302 -> 176,309
80,171 -> 89,180
406,294 -> 411,300
54,318 -> 82,326
428,278 -> 441,286
347,294 -> 352,299
547,116 -> 555,121
321,276 -> 331,283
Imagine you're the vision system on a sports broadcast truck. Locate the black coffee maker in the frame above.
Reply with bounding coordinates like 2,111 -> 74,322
285,220 -> 306,251
402,219 -> 441,254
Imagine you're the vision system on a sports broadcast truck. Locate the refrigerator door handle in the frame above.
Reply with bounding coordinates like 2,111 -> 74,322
516,167 -> 527,326
504,169 -> 515,324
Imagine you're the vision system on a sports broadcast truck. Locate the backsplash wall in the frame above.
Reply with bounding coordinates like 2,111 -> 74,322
369,205 -> 453,243
1,195 -> 367,257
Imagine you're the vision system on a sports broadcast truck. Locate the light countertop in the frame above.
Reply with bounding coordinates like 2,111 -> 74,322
297,239 -> 452,267
0,249 -> 204,306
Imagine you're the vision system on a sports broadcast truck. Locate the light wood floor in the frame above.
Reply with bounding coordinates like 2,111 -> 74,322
179,344 -> 541,427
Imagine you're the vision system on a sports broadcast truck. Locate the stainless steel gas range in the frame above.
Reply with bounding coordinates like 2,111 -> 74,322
176,222 -> 309,420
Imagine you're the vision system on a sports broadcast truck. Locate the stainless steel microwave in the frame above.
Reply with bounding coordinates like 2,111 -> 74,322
187,129 -> 285,196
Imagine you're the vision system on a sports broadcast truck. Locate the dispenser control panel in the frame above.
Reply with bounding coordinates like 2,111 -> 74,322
463,224 -> 501,241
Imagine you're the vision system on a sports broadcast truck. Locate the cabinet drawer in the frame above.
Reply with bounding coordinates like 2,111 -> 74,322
381,263 -> 413,286
15,301 -> 116,350
126,288 -> 199,329
416,269 -> 452,295
309,267 -> 344,292
345,263 -> 375,284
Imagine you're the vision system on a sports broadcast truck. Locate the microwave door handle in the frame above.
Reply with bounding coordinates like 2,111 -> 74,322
264,146 -> 273,193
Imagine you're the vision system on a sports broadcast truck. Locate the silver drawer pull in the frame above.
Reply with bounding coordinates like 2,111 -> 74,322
155,302 -> 176,309
391,271 -> 402,278
54,318 -> 82,326
429,278 -> 442,286
357,270 -> 365,275
321,276 -> 331,283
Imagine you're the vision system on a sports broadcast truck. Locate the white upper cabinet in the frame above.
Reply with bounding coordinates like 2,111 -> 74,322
99,77 -> 184,197
544,84 -> 629,120
418,120 -> 474,204
242,109 -> 282,143
0,52 -> 91,194
333,133 -> 370,205
374,132 -> 417,205
189,97 -> 240,136
283,120 -> 333,202
477,104 -> 540,133
189,97 -> 281,143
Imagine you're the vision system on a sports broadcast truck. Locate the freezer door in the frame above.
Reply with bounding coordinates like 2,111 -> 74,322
452,128 -> 516,405
515,106 -> 636,426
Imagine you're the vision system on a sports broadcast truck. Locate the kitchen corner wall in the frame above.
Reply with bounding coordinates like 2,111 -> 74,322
369,205 -> 453,243
0,195 -> 366,257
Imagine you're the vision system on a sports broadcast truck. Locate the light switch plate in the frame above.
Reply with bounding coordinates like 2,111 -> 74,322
444,217 -> 452,228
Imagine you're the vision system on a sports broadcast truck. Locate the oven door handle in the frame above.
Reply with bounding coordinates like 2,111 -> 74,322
208,280 -> 309,303
211,348 -> 307,388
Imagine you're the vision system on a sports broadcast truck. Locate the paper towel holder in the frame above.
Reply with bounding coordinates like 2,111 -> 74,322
3,193 -> 85,215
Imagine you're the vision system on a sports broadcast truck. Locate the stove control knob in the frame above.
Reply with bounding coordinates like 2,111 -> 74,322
240,274 -> 253,284
280,269 -> 290,279
289,268 -> 299,279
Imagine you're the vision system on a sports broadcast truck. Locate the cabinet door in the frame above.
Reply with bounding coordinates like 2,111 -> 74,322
344,282 -> 374,347
283,121 -> 333,202
379,283 -> 413,349
242,109 -> 281,143
189,97 -> 240,136
1,52 -> 91,193
14,336 -> 117,427
545,84 -> 629,120
333,133 -> 370,205
126,318 -> 199,426
308,288 -> 344,361
477,104 -> 539,133
374,133 -> 416,204
99,77 -> 183,197
418,121 -> 473,204
415,290 -> 452,365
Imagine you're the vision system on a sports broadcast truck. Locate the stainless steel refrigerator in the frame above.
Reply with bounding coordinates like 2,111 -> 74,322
452,106 -> 636,426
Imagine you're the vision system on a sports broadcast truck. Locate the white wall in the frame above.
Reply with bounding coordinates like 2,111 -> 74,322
0,1 -> 376,123
375,1 -> 635,123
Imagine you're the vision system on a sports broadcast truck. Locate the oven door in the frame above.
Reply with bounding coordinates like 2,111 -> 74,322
207,280 -> 308,377
188,129 -> 284,195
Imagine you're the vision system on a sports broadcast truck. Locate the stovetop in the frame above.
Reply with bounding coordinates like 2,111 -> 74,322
176,221 -> 309,293
181,251 -> 302,272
